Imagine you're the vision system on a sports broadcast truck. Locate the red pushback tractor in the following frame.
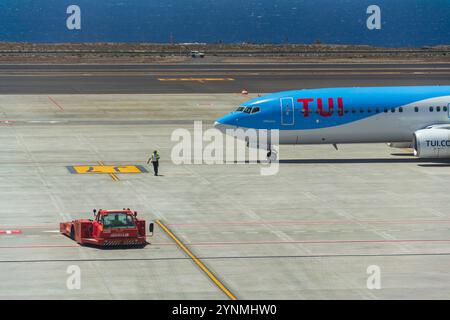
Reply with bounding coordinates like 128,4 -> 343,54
60,209 -> 152,247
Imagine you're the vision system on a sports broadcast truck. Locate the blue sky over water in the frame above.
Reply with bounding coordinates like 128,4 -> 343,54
0,0 -> 449,46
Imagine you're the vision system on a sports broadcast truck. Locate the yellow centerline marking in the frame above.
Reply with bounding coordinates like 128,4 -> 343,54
156,220 -> 237,300
158,77 -> 235,82
98,161 -> 120,181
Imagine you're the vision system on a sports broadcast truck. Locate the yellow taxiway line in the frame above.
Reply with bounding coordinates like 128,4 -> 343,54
156,219 -> 237,300
98,161 -> 120,181
158,77 -> 235,83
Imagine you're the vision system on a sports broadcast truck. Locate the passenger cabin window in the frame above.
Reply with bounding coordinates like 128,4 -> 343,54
429,107 -> 434,112
391,108 -> 395,113
251,107 -> 260,114
399,107 -> 403,112
375,108 -> 380,113
414,107 -> 419,112
444,106 -> 448,112
384,108 -> 388,113
436,106 -> 441,112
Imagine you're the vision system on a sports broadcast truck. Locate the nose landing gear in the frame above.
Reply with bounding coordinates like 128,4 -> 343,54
267,148 -> 278,162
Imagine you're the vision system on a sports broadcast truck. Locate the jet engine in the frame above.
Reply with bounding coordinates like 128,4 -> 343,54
413,128 -> 450,158
387,142 -> 411,148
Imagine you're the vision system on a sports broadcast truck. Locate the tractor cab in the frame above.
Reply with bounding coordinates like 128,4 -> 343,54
93,209 -> 143,239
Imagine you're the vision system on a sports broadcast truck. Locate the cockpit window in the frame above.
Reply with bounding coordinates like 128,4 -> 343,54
251,107 -> 260,114
243,107 -> 252,113
235,106 -> 245,112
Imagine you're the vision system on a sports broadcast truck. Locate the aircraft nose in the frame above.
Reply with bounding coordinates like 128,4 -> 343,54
215,111 -> 241,132
214,120 -> 231,133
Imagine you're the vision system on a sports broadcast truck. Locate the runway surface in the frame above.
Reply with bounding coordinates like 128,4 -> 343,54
0,91 -> 450,299
1,63 -> 450,94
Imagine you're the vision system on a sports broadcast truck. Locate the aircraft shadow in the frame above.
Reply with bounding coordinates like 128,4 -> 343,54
278,158 -> 450,165
417,163 -> 450,167
390,153 -> 415,157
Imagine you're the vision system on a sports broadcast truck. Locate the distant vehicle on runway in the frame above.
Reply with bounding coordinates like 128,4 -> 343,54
190,50 -> 205,58
60,209 -> 153,247
214,86 -> 450,160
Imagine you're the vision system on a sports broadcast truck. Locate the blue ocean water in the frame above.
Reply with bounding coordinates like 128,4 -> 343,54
0,0 -> 449,46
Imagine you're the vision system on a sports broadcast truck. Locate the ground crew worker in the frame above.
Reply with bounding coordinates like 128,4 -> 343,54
147,150 -> 160,176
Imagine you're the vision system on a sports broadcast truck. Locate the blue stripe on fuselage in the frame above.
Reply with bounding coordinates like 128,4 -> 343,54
218,86 -> 450,130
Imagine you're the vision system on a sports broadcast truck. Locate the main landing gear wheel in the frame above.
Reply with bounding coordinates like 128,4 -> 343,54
267,149 -> 278,161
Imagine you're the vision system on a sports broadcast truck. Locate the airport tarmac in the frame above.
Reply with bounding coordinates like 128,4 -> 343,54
0,93 -> 450,299
1,63 -> 450,94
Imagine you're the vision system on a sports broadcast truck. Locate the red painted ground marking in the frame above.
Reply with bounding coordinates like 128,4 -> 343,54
4,219 -> 449,230
0,230 -> 22,235
0,244 -> 78,249
3,239 -> 450,250
168,218 -> 450,227
48,96 -> 64,111
0,224 -> 56,229
183,239 -> 450,246
0,120 -> 15,125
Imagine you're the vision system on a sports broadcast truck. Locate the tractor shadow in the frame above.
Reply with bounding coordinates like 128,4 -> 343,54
82,243 -> 149,250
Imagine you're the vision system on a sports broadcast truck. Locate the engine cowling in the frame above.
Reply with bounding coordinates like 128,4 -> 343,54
413,128 -> 450,158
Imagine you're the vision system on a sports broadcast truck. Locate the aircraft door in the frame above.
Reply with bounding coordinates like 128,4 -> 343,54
280,97 -> 294,125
